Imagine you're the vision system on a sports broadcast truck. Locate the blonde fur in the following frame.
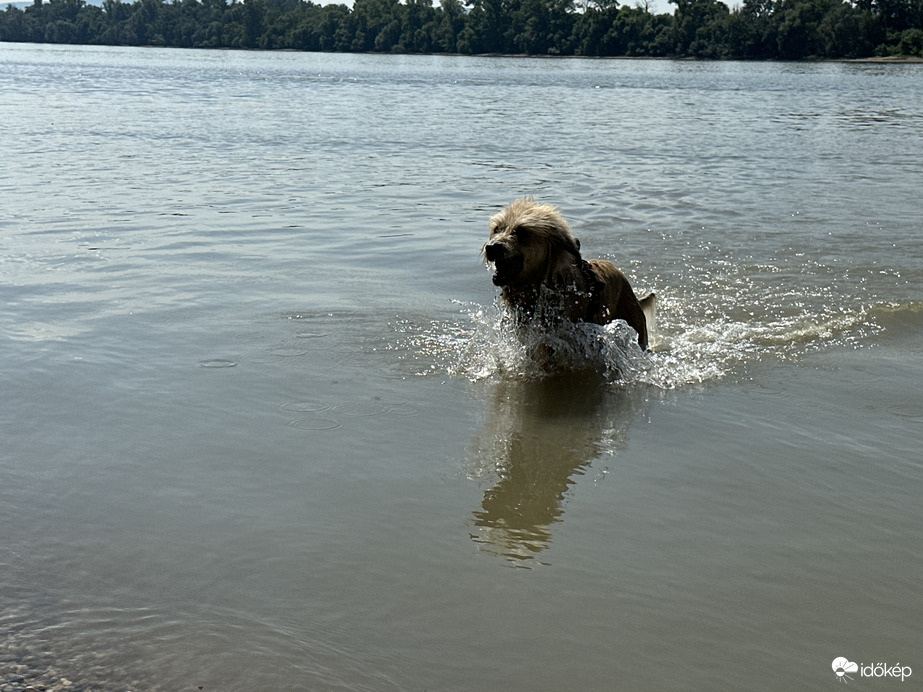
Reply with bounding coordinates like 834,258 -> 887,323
483,198 -> 653,349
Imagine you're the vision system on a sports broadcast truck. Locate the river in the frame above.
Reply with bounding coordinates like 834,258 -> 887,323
1,43 -> 922,690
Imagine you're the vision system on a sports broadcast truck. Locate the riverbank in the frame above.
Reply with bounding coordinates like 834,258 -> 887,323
843,54 -> 923,62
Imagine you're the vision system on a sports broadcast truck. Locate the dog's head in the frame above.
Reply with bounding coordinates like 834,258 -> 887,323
483,198 -> 581,287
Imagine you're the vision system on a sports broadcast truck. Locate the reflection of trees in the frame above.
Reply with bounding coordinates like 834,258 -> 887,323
467,373 -> 648,564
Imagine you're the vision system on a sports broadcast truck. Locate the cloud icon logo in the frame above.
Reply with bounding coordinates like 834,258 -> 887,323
833,657 -> 859,682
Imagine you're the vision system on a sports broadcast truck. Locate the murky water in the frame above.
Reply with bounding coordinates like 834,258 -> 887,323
1,43 -> 922,690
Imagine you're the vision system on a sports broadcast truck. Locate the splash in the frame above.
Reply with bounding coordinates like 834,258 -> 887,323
407,289 -> 881,389
398,248 -> 892,388
439,300 -> 645,382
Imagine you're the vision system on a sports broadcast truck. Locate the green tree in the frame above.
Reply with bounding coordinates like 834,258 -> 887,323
460,0 -> 506,52
572,3 -> 620,56
817,1 -> 881,56
399,0 -> 436,51
669,0 -> 730,56
776,0 -> 835,58
434,0 -> 465,50
1,0 -> 918,59
724,0 -> 779,58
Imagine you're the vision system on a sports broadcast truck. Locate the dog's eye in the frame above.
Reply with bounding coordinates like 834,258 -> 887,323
511,227 -> 529,242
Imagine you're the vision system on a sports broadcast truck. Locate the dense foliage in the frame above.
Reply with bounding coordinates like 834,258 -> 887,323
2,0 -> 922,58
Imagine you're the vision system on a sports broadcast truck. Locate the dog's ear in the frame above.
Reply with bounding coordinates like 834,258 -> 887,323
557,233 -> 582,261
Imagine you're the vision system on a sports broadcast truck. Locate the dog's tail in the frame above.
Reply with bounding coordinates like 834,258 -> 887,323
640,293 -> 657,338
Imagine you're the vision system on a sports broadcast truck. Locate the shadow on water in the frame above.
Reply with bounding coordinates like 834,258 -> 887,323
465,372 -> 650,565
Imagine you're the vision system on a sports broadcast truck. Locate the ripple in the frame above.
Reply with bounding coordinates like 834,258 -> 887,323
384,403 -> 422,416
291,332 -> 336,349
281,311 -> 354,321
287,417 -> 342,431
268,347 -> 308,357
887,402 -> 923,423
199,358 -> 238,368
280,401 -> 331,413
330,401 -> 392,417
281,400 -> 421,419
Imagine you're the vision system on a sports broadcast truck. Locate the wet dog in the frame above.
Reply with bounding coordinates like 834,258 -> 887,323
483,198 -> 655,349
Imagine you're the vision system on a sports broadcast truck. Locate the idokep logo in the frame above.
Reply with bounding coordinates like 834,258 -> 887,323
832,657 -> 913,683
833,658 -> 859,682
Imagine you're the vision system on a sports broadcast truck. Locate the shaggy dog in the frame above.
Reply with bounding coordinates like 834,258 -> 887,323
483,198 -> 655,349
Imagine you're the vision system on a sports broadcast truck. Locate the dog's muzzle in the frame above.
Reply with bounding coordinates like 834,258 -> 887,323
485,242 -> 523,286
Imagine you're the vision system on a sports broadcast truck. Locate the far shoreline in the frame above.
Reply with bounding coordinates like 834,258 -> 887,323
3,40 -> 923,63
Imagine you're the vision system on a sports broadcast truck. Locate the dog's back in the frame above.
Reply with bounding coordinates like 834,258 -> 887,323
585,260 -> 652,349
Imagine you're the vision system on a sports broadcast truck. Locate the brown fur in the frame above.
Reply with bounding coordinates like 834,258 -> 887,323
483,198 -> 653,349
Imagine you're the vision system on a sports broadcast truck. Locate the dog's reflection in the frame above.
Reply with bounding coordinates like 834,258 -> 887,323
467,373 -> 647,563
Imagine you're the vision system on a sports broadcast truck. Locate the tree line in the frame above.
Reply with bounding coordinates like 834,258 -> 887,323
1,0 -> 922,59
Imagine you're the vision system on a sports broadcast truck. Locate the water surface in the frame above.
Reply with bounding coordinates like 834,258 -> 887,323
1,44 -> 922,690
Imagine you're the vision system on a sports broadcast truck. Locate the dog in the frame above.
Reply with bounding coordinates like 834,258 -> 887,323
483,198 -> 655,349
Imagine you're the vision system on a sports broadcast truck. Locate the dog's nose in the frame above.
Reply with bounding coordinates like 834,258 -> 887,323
484,242 -> 506,262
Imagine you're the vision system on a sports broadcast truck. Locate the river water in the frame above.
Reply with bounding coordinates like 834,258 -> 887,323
1,43 -> 921,690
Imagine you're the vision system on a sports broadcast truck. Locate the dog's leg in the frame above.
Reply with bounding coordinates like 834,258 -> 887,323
640,293 -> 657,338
